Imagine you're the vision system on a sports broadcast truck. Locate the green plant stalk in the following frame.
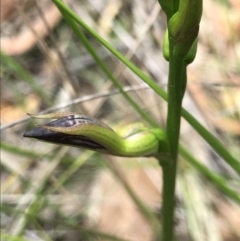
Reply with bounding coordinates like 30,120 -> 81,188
161,54 -> 186,240
162,0 -> 202,236
51,0 -> 239,175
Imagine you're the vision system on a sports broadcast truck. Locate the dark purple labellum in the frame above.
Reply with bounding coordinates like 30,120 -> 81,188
23,115 -> 108,151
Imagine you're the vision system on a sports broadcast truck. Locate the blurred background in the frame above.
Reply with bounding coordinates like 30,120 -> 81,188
1,0 -> 240,240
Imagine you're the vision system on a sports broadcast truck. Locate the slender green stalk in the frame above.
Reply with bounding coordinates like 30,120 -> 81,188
161,1 -> 202,239
161,55 -> 185,240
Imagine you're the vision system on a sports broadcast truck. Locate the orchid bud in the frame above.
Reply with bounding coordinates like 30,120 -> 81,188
168,0 -> 202,58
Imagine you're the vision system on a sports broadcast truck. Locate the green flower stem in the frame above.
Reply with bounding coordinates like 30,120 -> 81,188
161,0 -> 202,238
161,53 -> 186,240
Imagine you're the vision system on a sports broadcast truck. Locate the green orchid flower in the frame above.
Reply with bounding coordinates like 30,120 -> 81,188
24,112 -> 170,158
